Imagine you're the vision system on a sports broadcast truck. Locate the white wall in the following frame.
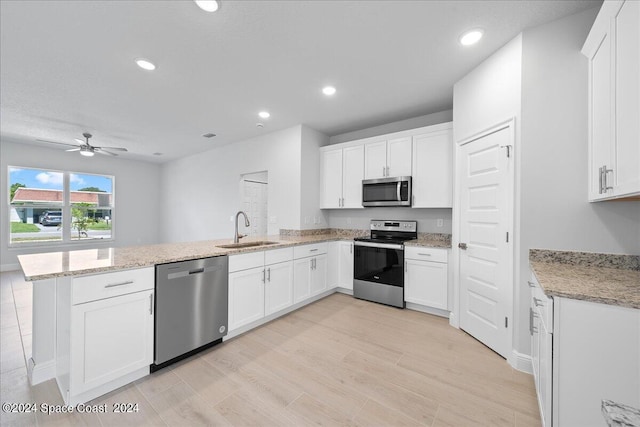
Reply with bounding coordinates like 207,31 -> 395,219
452,35 -> 522,363
0,139 -> 162,270
329,110 -> 453,145
519,8 -> 640,352
160,125 -> 308,243
300,126 -> 329,229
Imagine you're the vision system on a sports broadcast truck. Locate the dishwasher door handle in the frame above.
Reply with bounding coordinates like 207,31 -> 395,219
167,265 -> 223,280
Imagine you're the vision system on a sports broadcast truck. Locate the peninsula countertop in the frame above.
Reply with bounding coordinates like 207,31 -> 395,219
529,249 -> 640,310
18,230 -> 452,281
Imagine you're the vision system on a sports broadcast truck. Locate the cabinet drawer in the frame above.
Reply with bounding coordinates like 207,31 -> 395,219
293,242 -> 328,259
229,251 -> 264,272
72,268 -> 154,305
265,247 -> 293,265
530,272 -> 553,331
405,246 -> 448,263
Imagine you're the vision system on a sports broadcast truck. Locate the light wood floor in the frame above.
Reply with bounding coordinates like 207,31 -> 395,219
0,270 -> 541,426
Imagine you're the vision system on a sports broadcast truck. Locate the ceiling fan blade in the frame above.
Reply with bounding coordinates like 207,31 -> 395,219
36,138 -> 79,148
95,146 -> 128,152
66,148 -> 81,152
95,149 -> 118,156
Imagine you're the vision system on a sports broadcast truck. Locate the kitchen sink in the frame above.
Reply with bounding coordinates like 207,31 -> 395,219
217,241 -> 280,249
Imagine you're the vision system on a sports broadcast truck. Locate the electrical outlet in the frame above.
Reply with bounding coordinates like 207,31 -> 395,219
437,218 -> 444,227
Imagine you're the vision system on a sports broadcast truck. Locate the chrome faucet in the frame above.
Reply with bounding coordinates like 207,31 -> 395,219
234,211 -> 250,243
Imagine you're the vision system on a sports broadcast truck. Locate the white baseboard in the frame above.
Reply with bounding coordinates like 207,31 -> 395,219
405,302 -> 449,318
448,311 -> 459,329
334,287 -> 353,295
511,349 -> 533,374
1,263 -> 20,272
28,357 -> 56,385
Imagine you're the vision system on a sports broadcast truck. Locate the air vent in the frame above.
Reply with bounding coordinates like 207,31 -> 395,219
202,133 -> 216,138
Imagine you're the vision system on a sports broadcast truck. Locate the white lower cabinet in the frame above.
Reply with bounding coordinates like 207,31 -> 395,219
228,248 -> 294,332
228,266 -> 265,331
70,289 -> 154,396
337,241 -> 354,290
529,269 -> 640,426
404,247 -> 448,310
293,253 -> 327,302
57,267 -> 154,405
264,260 -> 294,316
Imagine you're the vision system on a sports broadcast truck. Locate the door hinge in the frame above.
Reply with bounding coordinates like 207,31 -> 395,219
506,232 -> 509,243
505,317 -> 508,328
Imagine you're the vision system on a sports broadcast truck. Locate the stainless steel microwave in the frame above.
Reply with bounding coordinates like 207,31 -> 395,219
362,176 -> 412,207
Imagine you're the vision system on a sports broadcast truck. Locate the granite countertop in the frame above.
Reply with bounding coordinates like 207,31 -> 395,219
18,229 -> 452,281
529,249 -> 640,310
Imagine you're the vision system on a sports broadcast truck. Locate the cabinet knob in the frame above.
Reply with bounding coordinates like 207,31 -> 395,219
458,242 -> 468,250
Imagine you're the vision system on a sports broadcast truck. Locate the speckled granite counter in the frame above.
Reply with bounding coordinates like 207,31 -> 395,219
529,249 -> 640,310
19,230 -> 453,281
405,233 -> 452,249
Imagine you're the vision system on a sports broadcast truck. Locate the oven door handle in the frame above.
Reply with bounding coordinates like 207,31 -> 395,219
354,241 -> 404,250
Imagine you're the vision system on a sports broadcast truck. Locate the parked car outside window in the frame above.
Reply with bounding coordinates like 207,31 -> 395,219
40,211 -> 62,226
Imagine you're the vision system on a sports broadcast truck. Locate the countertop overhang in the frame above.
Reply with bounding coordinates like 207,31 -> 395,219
18,232 -> 452,281
529,249 -> 640,310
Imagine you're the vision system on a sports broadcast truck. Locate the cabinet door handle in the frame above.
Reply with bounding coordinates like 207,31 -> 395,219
262,269 -> 266,283
405,261 -> 407,272
350,244 -> 352,254
267,267 -> 271,282
529,307 -> 533,335
603,165 -> 613,191
533,297 -> 543,307
310,248 -> 318,252
417,253 -> 431,257
598,166 -> 604,194
149,293 -> 153,315
527,281 -> 535,288
105,280 -> 134,288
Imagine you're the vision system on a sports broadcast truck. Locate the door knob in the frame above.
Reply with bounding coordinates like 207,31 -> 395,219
458,243 -> 468,250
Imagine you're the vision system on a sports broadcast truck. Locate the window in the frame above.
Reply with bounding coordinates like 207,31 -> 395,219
8,167 -> 114,246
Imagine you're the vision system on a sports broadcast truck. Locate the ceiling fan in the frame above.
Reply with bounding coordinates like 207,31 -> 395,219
36,132 -> 128,157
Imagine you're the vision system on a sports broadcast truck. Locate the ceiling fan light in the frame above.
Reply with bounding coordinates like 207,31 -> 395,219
80,147 -> 94,157
195,0 -> 219,12
135,58 -> 156,71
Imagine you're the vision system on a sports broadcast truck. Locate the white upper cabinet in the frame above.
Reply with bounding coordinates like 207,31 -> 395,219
583,0 -> 640,201
364,140 -> 388,179
364,137 -> 412,179
412,126 -> 453,208
319,145 -> 364,209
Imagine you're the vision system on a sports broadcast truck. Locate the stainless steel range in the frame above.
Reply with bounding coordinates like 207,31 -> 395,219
353,220 -> 417,308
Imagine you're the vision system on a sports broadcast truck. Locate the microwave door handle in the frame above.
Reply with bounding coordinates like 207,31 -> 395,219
397,181 -> 402,201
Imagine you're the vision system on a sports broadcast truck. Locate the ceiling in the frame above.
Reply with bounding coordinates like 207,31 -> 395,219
0,0 -> 600,163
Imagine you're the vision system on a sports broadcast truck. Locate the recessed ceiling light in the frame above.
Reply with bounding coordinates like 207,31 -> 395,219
322,86 -> 337,96
202,133 -> 216,138
135,58 -> 156,71
153,152 -> 163,156
459,29 -> 484,46
194,0 -> 219,12
258,111 -> 270,119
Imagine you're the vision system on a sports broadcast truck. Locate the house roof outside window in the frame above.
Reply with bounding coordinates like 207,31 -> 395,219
12,188 -> 112,206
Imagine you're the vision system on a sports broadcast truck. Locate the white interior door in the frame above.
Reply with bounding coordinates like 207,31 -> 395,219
458,124 -> 513,358
242,180 -> 267,236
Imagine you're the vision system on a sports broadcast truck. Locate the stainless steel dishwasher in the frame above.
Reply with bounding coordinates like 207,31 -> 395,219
152,256 -> 228,371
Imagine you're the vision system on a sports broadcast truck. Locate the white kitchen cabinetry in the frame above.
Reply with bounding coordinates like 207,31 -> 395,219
337,241 -> 354,290
529,274 -> 553,427
228,266 -> 265,331
264,258 -> 294,316
412,126 -> 453,208
293,243 -> 328,303
228,248 -> 294,331
529,270 -> 640,426
404,247 -> 448,311
364,137 -> 412,179
56,268 -> 154,405
319,145 -> 364,209
583,0 -> 640,201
